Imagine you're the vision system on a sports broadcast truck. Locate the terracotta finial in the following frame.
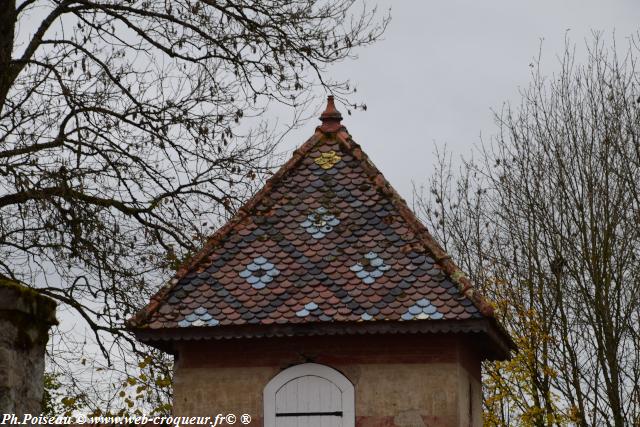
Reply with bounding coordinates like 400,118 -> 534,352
319,95 -> 343,133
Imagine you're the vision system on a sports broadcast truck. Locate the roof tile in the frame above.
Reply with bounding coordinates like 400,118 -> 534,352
131,98 -> 497,333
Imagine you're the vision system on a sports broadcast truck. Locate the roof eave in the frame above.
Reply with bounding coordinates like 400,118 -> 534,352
131,318 -> 514,361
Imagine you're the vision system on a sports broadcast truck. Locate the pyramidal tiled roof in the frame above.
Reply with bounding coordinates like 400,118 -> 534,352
130,97 -> 512,357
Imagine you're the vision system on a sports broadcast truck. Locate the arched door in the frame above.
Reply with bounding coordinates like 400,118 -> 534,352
263,363 -> 355,427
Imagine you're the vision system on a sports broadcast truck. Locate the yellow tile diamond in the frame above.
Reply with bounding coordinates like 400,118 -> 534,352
314,151 -> 342,169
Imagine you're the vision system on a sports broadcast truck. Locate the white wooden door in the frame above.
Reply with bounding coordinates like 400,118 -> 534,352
264,363 -> 354,427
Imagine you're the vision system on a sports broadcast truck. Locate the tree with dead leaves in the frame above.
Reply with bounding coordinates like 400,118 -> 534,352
0,0 -> 388,412
415,35 -> 640,426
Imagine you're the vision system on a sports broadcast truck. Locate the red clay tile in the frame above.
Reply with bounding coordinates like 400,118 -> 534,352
131,101 -> 495,334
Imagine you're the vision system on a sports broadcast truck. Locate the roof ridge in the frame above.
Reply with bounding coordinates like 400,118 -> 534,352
332,129 -> 495,317
128,130 -> 331,328
129,100 -> 496,330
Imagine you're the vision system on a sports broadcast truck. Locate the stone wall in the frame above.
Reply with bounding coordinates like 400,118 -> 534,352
172,334 -> 483,427
0,278 -> 57,417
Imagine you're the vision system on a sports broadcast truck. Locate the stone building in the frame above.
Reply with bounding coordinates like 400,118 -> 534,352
0,277 -> 57,417
129,97 -> 514,427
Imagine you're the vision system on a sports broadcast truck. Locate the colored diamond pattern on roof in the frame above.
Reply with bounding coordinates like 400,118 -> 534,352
314,150 -> 342,169
134,128 -> 487,331
300,207 -> 341,239
402,298 -> 444,320
239,256 -> 280,290
350,251 -> 391,285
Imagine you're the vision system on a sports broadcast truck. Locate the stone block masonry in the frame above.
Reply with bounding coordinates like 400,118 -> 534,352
172,334 -> 484,426
0,278 -> 57,418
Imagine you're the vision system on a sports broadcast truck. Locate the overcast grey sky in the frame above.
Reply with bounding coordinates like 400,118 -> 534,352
279,0 -> 640,201
41,0 -> 640,385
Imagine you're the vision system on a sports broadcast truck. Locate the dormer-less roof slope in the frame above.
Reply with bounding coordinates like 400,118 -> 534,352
130,97 -> 514,359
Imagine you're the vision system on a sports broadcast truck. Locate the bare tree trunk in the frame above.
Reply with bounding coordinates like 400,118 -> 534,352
0,0 -> 16,110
